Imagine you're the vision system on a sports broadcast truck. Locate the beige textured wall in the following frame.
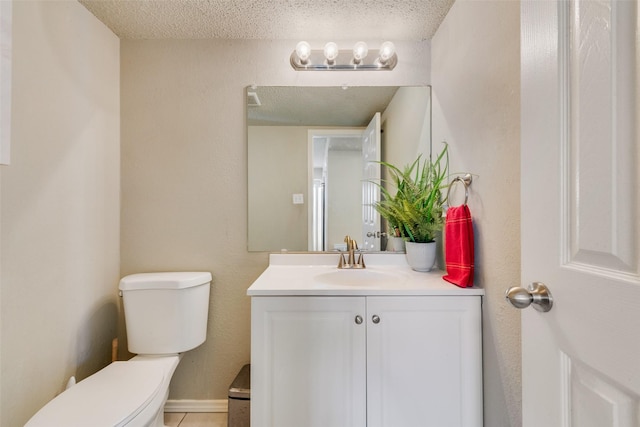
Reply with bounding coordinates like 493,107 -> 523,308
120,39 -> 431,400
248,126 -> 308,251
0,1 -> 120,426
431,1 -> 522,426
381,86 -> 432,169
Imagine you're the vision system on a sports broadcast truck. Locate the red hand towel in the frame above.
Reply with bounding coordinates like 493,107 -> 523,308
443,205 -> 474,287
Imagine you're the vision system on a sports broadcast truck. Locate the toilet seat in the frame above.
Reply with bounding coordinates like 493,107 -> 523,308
25,361 -> 166,427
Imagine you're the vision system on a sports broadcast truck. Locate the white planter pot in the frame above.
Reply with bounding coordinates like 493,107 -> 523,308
405,241 -> 437,272
387,236 -> 406,252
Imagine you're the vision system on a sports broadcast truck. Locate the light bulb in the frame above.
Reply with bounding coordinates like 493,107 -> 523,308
378,41 -> 396,64
295,41 -> 311,64
323,42 -> 339,63
352,41 -> 368,64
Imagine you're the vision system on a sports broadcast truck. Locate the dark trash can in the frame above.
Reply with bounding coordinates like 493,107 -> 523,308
228,364 -> 250,427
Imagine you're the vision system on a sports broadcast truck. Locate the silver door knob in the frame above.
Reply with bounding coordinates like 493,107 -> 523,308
366,231 -> 387,238
505,282 -> 553,312
355,315 -> 363,325
372,315 -> 381,324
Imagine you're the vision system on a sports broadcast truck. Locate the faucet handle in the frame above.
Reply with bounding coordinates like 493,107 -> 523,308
338,253 -> 346,268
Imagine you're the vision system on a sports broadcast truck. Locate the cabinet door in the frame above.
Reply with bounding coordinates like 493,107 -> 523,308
366,296 -> 483,427
251,296 -> 367,427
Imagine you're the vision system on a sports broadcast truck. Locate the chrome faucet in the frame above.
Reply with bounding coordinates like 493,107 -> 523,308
338,235 -> 366,269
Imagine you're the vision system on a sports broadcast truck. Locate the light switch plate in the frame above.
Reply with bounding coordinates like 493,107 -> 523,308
292,194 -> 304,204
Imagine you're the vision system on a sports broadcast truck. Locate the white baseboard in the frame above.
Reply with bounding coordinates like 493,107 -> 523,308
164,399 -> 228,413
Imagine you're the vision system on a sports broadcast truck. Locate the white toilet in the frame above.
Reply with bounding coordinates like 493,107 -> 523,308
26,271 -> 212,427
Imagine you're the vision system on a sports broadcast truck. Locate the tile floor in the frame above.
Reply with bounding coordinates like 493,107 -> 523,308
164,412 -> 227,427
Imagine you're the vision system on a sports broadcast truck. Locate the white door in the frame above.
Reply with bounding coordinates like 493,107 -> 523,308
362,112 -> 381,251
366,296 -> 483,427
519,1 -> 639,426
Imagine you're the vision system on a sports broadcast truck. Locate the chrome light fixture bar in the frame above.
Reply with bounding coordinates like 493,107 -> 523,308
290,41 -> 397,71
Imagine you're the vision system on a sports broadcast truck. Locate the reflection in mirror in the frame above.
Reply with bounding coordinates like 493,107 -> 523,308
309,128 -> 366,251
247,86 -> 431,252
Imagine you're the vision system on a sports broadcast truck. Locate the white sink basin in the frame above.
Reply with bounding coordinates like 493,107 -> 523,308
314,269 -> 407,286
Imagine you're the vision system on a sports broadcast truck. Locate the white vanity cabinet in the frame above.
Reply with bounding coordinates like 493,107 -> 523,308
250,294 -> 483,427
251,296 -> 367,427
365,296 -> 482,427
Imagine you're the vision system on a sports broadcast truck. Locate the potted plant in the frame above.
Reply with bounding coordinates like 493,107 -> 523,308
385,225 -> 406,252
374,143 -> 449,271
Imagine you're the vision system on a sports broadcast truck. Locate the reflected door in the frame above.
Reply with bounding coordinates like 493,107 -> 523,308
521,1 -> 639,425
361,112 -> 381,251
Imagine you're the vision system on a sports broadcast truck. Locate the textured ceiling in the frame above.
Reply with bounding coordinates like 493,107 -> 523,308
78,0 -> 455,40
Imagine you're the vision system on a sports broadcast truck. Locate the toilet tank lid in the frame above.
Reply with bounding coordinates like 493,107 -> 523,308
119,272 -> 212,291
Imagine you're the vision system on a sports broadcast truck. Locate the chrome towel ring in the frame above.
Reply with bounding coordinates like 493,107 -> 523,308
446,174 -> 473,206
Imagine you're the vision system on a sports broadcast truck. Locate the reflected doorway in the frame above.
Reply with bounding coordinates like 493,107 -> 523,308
308,112 -> 381,252
309,131 -> 363,251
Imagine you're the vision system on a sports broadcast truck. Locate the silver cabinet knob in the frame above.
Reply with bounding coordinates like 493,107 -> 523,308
372,315 -> 381,324
505,282 -> 553,312
355,315 -> 363,325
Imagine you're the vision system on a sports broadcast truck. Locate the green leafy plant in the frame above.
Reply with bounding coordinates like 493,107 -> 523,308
374,143 -> 449,243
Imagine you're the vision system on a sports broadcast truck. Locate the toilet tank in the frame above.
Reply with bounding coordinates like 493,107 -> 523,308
119,272 -> 212,355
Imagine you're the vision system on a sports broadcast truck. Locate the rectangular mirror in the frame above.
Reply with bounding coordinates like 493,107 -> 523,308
247,85 -> 432,252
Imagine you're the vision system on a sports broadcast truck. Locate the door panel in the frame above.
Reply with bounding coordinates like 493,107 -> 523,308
566,0 -> 638,274
566,355 -> 638,427
521,1 -> 640,426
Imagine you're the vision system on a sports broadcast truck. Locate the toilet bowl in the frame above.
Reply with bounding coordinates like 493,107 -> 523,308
25,272 -> 211,427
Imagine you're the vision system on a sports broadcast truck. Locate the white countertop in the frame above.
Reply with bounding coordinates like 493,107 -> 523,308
247,253 -> 485,296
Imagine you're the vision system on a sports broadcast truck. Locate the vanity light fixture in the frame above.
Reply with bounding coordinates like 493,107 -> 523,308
290,41 -> 397,71
352,41 -> 369,64
295,41 -> 312,65
323,42 -> 339,64
378,41 -> 396,65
